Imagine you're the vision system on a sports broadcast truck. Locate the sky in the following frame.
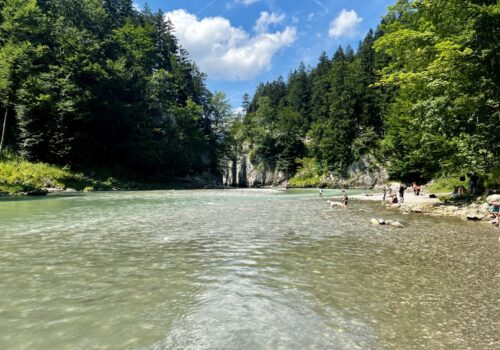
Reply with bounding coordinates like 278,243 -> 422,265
133,0 -> 395,108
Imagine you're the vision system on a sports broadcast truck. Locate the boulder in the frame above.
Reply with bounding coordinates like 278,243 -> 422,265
65,188 -> 77,192
370,218 -> 380,225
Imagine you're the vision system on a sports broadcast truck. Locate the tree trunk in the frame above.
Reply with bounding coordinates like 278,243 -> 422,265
0,108 -> 7,156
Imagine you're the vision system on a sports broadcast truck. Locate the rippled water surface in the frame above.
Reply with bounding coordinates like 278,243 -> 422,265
0,189 -> 499,350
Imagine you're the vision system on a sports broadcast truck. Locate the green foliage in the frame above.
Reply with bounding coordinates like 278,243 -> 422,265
427,177 -> 469,194
289,157 -> 321,188
0,160 -> 96,193
375,0 -> 500,182
483,168 -> 500,189
0,0 -> 225,180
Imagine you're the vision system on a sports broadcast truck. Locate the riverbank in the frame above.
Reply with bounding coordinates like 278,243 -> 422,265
0,159 -> 223,197
347,191 -> 494,223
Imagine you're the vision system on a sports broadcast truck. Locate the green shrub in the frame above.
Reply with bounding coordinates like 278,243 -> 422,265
0,160 -> 96,194
288,157 -> 322,188
427,177 -> 468,194
483,168 -> 500,189
288,175 -> 320,188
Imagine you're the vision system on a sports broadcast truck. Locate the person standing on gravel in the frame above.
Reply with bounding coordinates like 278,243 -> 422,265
399,183 -> 406,204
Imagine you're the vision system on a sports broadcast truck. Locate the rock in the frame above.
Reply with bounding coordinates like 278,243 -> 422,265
429,194 -> 438,198
222,152 -> 288,187
370,218 -> 403,227
466,215 -> 482,221
65,188 -> 77,192
390,221 -> 404,228
45,187 -> 63,193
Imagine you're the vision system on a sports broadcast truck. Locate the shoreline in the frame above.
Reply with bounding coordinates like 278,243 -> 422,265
348,192 -> 495,224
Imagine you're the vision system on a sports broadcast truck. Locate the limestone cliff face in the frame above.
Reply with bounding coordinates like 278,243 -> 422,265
323,154 -> 389,189
222,154 -> 287,187
222,153 -> 388,189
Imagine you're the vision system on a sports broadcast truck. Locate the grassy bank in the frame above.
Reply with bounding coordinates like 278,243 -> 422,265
0,160 -> 115,194
0,159 -> 223,196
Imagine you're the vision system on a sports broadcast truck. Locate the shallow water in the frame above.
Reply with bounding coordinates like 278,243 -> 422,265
0,189 -> 498,350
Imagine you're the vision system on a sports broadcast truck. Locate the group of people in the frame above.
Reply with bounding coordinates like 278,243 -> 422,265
451,186 -> 467,198
451,173 -> 480,198
382,183 -> 407,204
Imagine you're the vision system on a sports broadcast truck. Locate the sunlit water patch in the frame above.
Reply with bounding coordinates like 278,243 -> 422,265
0,189 -> 498,349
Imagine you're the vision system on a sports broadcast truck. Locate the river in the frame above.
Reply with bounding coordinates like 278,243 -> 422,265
0,189 -> 498,349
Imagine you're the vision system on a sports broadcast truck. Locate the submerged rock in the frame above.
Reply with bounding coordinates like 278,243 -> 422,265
390,221 -> 404,228
370,218 -> 403,228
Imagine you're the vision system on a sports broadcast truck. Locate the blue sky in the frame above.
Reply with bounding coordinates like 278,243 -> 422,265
133,0 -> 394,108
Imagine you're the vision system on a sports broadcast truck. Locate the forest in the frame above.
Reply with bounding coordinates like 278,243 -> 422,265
0,0 -> 231,183
230,0 -> 499,187
0,0 -> 499,189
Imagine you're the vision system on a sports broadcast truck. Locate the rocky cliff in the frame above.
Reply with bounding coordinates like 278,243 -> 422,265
322,154 -> 389,189
222,154 -> 287,187
222,153 -> 388,189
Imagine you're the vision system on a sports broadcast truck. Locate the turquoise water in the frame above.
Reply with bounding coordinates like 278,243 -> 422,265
0,189 -> 498,349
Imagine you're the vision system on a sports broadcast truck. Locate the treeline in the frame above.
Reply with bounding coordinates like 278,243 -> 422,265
232,0 -> 499,185
0,0 -> 230,179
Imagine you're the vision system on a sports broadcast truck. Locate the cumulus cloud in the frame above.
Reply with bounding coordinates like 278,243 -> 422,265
165,9 -> 297,81
328,9 -> 362,39
254,12 -> 285,33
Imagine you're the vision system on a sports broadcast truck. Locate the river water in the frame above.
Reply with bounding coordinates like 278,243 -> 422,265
0,189 -> 498,350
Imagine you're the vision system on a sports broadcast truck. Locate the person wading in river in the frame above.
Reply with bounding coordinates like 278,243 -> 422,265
342,190 -> 348,207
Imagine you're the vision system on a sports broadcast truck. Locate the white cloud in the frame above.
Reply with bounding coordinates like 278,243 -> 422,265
254,11 -> 285,33
165,9 -> 297,81
235,0 -> 260,5
233,107 -> 246,116
328,9 -> 363,39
